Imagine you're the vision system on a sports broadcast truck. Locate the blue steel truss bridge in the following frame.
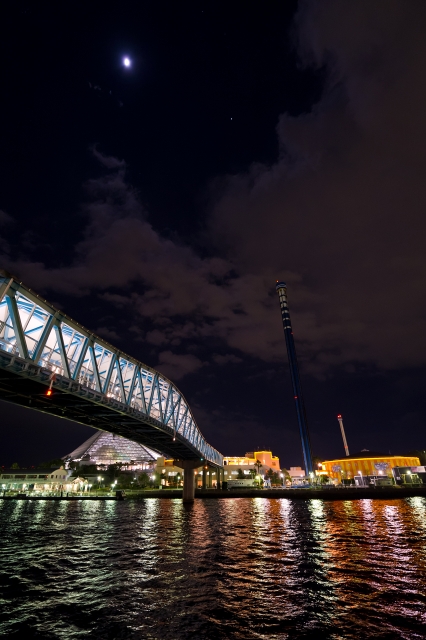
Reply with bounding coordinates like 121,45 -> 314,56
0,270 -> 222,468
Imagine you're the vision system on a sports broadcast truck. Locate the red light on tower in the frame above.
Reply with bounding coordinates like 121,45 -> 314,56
337,414 -> 342,419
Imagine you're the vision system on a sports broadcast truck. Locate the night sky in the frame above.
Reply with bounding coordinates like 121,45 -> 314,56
1,0 -> 426,468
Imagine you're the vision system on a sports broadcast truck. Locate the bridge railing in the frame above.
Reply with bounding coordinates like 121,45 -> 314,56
0,273 -> 223,467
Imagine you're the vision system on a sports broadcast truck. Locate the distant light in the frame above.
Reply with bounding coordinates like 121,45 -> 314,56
46,389 -> 52,396
337,414 -> 342,419
123,57 -> 131,67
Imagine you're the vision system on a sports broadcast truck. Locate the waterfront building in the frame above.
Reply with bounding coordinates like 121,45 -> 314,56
288,467 -> 306,484
156,457 -> 184,487
155,457 -> 218,488
154,450 -> 282,488
320,452 -> 421,482
223,450 -> 282,484
64,430 -> 159,470
223,450 -> 280,469
155,452 -> 282,488
392,466 -> 426,485
0,468 -> 86,493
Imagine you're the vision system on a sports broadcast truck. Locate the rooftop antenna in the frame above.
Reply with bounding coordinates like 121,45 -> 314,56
337,414 -> 350,456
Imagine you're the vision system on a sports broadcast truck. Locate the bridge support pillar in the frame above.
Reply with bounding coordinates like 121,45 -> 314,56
216,467 -> 223,490
183,467 -> 195,502
175,460 -> 201,503
202,466 -> 207,490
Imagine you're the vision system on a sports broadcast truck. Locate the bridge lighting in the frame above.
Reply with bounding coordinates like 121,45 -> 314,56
46,372 -> 56,396
0,271 -> 224,495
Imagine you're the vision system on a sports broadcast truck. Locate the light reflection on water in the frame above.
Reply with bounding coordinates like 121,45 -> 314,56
0,498 -> 425,639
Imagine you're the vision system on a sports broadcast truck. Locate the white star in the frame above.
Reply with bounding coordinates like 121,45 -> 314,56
123,57 -> 131,68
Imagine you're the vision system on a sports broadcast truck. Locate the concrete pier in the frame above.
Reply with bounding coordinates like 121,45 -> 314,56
183,467 -> 195,502
175,459 -> 202,502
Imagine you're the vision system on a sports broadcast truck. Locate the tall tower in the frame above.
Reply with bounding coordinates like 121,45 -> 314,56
276,282 -> 314,475
337,414 -> 350,456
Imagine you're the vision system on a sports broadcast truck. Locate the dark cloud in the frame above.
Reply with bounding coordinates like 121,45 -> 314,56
94,326 -> 120,342
209,0 -> 426,372
3,1 -> 426,383
0,210 -> 13,225
156,351 -> 206,381
212,354 -> 243,365
90,146 -> 126,170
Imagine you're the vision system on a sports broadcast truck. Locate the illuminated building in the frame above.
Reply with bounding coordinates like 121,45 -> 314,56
288,467 -> 306,484
223,450 -> 280,470
222,451 -> 281,484
155,450 -> 281,488
0,467 -> 85,493
64,430 -> 159,470
320,451 -> 421,481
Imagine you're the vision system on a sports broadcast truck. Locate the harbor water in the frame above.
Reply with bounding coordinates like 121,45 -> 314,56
0,497 -> 425,639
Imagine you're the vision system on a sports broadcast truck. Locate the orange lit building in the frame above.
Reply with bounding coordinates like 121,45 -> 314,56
223,451 -> 280,470
320,451 -> 420,481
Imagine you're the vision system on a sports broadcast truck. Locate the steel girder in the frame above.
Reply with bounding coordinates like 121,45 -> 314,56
0,271 -> 223,467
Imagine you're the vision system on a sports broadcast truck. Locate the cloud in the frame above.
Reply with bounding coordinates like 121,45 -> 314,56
155,351 -> 206,381
0,210 -> 13,225
90,145 -> 126,170
190,403 -> 299,460
94,326 -> 120,342
212,354 -> 243,365
3,3 -> 426,380
3,147 -> 291,365
207,0 -> 426,371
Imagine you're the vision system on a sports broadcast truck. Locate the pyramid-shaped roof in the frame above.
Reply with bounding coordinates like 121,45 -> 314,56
64,430 -> 159,466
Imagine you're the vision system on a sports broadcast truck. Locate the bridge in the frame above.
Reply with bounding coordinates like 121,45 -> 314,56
0,270 -> 223,500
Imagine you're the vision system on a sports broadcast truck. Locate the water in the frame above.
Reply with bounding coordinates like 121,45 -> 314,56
0,498 -> 425,639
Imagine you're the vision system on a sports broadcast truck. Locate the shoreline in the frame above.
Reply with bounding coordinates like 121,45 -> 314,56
153,487 -> 426,500
2,486 -> 426,501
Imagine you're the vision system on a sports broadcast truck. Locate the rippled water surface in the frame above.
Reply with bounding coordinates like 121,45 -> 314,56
1,497 -> 426,639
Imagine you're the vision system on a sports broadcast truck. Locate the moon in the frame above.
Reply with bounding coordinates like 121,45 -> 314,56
123,57 -> 131,68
